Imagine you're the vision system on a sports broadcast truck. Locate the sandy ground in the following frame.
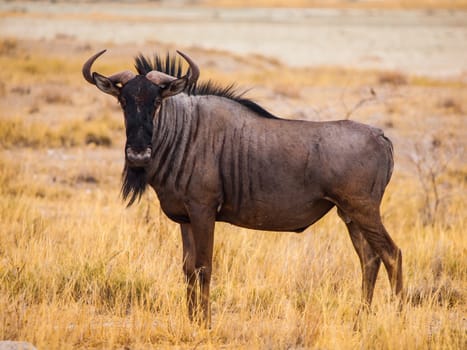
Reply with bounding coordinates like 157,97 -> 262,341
1,2 -> 467,78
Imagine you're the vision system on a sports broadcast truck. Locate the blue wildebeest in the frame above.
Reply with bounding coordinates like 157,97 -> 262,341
83,50 -> 402,325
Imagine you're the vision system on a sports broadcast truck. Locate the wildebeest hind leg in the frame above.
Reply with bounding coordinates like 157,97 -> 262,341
338,209 -> 381,309
348,207 -> 403,300
336,202 -> 403,302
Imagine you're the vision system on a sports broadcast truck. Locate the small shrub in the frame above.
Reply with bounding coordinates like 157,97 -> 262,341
0,38 -> 18,55
409,135 -> 464,227
73,173 -> 99,185
408,282 -> 464,308
85,132 -> 112,147
378,71 -> 408,85
10,85 -> 31,95
40,87 -> 73,105
437,97 -> 463,114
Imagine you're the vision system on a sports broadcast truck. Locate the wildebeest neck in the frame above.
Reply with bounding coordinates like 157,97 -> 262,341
122,93 -> 195,206
147,95 -> 196,188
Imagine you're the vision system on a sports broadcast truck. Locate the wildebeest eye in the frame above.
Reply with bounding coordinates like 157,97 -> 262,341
154,97 -> 162,106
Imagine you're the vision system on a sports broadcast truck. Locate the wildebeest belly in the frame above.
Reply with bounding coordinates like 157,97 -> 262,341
217,198 -> 334,232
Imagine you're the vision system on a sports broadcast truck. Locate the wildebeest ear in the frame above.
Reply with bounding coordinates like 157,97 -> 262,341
92,72 -> 120,97
161,77 -> 187,99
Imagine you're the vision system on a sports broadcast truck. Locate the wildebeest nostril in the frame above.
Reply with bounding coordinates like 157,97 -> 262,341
126,147 -> 152,166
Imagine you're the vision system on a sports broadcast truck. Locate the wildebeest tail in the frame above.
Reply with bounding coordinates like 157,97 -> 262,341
381,133 -> 394,186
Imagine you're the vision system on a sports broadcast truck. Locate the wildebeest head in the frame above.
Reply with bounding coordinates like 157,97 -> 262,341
83,49 -> 199,167
82,49 -> 199,204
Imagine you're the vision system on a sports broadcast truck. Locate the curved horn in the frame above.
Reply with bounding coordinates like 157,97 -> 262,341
82,49 -> 135,86
177,50 -> 200,85
108,70 -> 135,85
146,71 -> 177,85
82,49 -> 107,84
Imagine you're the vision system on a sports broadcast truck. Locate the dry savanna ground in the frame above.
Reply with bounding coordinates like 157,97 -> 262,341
0,22 -> 466,350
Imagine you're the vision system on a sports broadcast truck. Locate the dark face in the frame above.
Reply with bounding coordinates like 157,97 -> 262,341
119,76 -> 162,168
93,72 -> 188,169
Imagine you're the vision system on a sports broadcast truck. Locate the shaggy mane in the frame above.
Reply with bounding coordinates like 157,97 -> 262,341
134,52 -> 280,120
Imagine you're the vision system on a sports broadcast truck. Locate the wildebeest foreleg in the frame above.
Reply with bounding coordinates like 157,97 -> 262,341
185,204 -> 216,327
180,223 -> 197,321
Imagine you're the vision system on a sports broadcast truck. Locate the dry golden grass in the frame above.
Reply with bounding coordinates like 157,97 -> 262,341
0,38 -> 466,349
0,114 -> 122,148
0,150 -> 465,349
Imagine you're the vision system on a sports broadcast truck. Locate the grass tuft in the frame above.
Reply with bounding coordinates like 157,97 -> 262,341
0,114 -> 122,148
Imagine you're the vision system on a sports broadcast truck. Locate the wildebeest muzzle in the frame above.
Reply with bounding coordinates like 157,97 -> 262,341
126,146 -> 152,167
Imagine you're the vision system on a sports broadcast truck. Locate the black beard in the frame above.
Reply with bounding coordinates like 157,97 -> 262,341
121,163 -> 147,207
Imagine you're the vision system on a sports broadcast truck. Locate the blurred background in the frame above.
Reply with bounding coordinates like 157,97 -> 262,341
0,1 -> 466,349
